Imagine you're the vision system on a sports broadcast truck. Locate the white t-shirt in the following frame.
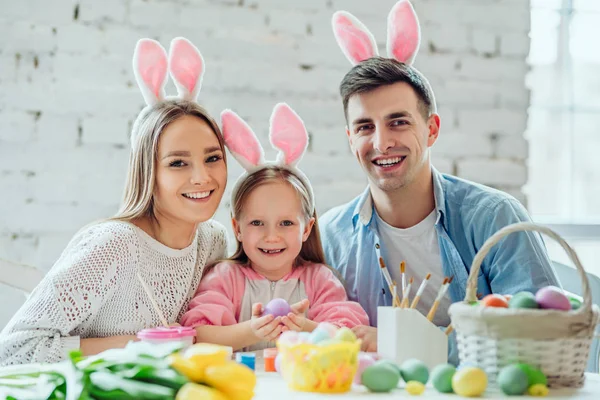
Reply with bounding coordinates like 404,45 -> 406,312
375,209 -> 451,327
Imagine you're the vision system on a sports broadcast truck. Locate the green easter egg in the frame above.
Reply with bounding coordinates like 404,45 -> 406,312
361,363 -> 401,392
400,359 -> 429,384
431,363 -> 456,393
515,363 -> 547,386
508,291 -> 539,309
569,297 -> 582,310
498,365 -> 529,396
334,326 -> 357,342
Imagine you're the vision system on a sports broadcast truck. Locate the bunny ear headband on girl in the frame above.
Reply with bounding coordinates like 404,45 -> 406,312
130,37 -> 205,148
332,0 -> 421,65
221,103 -> 315,213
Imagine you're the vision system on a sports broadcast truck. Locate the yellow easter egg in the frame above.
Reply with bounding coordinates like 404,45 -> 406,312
451,367 -> 487,397
528,383 -> 549,397
405,380 -> 426,395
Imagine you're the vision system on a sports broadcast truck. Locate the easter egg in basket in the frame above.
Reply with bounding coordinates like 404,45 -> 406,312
481,294 -> 509,308
509,291 -> 539,309
262,298 -> 292,317
535,286 -> 571,311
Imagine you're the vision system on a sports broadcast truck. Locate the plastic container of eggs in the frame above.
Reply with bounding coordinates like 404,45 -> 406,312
276,322 -> 360,393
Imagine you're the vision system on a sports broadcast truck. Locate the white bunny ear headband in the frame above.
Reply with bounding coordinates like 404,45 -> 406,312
332,0 -> 421,65
130,37 -> 205,147
221,103 -> 315,213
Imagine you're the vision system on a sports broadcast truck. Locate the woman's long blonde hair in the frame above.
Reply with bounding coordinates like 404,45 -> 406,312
229,165 -> 326,267
113,99 -> 226,222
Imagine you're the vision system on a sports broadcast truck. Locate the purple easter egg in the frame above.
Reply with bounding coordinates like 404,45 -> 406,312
535,286 -> 571,311
263,298 -> 292,318
355,353 -> 376,384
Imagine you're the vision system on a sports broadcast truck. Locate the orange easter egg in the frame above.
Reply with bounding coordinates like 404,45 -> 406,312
481,294 -> 509,308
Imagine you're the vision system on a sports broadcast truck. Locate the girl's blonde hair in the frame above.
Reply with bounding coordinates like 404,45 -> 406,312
113,99 -> 226,222
229,165 -> 326,266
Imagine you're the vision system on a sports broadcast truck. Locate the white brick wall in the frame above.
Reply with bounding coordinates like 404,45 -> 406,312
0,0 -> 532,323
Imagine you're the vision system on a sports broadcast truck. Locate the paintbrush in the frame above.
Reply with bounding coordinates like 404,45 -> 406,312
410,273 -> 432,309
400,277 -> 414,308
379,257 -> 401,307
427,276 -> 453,322
400,261 -> 406,299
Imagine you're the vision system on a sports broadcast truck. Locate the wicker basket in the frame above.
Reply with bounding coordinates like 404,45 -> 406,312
448,222 -> 599,388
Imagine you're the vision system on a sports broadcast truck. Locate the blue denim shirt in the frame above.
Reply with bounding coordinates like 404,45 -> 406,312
320,168 -> 559,363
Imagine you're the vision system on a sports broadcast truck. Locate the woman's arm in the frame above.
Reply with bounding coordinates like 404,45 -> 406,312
80,335 -> 138,356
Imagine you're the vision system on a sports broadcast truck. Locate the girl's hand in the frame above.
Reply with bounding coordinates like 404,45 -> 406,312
281,299 -> 316,332
250,303 -> 283,341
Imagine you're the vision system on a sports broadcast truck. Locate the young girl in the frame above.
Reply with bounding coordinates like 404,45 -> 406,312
0,37 -> 229,365
181,104 -> 369,351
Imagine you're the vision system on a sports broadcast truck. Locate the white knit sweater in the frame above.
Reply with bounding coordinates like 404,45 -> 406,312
0,219 -> 228,366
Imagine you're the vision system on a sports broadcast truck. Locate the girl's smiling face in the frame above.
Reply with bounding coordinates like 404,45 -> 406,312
232,180 -> 314,280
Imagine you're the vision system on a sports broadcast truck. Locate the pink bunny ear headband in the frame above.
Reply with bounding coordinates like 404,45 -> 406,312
130,37 -> 205,148
221,103 -> 315,214
332,0 -> 421,65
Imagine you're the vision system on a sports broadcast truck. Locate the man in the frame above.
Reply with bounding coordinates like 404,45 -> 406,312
320,1 -> 558,356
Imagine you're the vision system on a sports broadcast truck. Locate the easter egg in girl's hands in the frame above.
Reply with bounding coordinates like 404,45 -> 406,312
509,291 -> 539,309
535,286 -> 571,311
262,298 -> 291,317
354,353 -> 376,384
481,294 -> 509,308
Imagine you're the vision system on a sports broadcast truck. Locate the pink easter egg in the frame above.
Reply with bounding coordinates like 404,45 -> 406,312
535,286 -> 571,311
262,298 -> 291,318
354,352 -> 376,384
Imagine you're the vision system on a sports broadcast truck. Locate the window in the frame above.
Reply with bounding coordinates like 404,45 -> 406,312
526,0 -> 600,274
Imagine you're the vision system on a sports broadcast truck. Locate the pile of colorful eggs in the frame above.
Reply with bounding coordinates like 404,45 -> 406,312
352,357 -> 549,397
477,286 -> 580,310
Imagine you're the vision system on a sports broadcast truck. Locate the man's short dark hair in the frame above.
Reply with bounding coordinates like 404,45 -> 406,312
340,57 -> 437,122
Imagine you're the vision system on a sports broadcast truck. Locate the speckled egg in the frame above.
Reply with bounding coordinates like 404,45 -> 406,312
515,363 -> 547,386
361,362 -> 401,392
451,367 -> 487,397
498,364 -> 528,395
431,363 -> 456,393
509,291 -> 539,309
536,286 -> 572,310
354,353 -> 376,384
400,359 -> 429,384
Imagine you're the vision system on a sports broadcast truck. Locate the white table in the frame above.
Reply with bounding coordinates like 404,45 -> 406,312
254,372 -> 600,399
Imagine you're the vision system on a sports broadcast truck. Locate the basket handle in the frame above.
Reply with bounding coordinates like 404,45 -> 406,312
465,222 -> 592,314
